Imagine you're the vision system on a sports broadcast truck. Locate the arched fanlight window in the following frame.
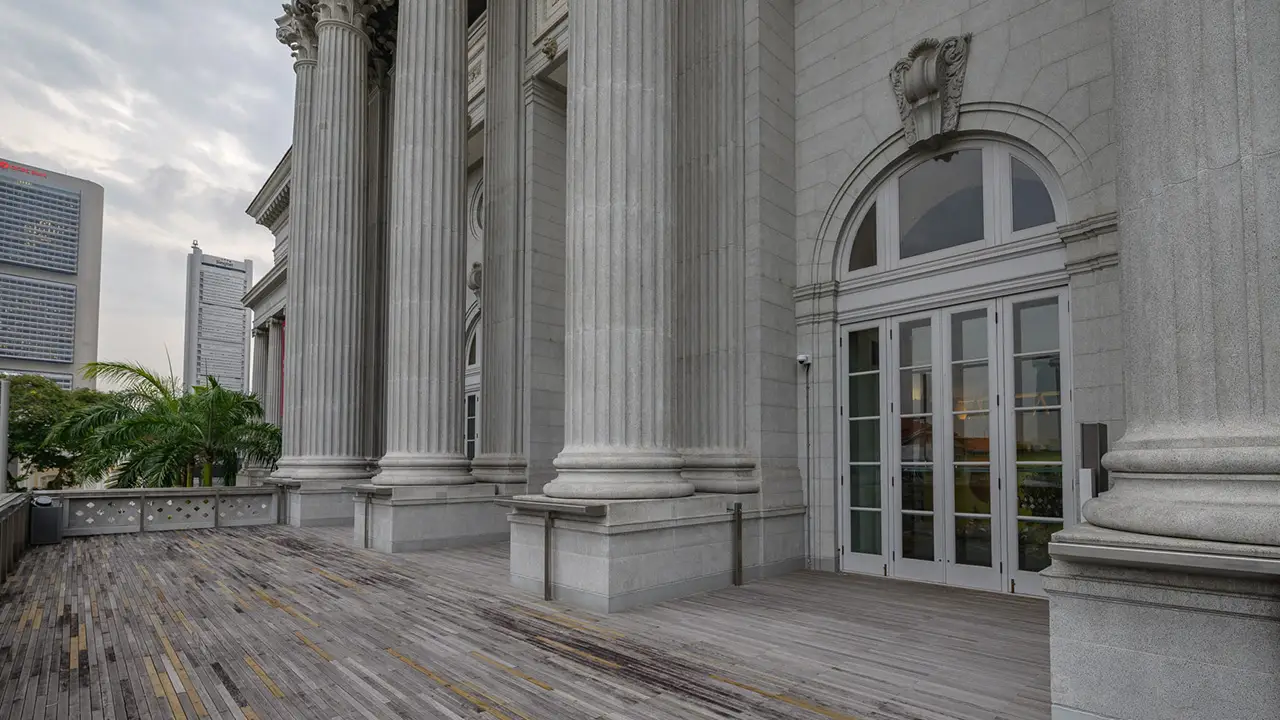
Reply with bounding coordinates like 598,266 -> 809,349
845,140 -> 1062,275
466,332 -> 478,367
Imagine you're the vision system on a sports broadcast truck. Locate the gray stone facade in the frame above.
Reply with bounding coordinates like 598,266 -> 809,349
242,2 -> 1280,715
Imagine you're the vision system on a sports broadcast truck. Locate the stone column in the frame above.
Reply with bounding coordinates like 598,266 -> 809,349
373,0 -> 471,485
295,0 -> 376,483
250,327 -> 268,408
675,0 -> 756,493
264,319 -> 285,425
471,0 -> 529,485
1083,0 -> 1280,546
272,1 -> 318,479
543,0 -> 694,500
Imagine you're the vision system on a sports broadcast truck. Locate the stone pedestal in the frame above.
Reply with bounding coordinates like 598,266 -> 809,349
1046,525 -> 1280,720
267,481 -> 353,527
508,494 -> 805,613
353,483 -> 525,553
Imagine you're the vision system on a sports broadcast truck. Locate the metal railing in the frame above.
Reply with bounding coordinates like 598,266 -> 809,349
0,492 -> 30,584
34,486 -> 280,537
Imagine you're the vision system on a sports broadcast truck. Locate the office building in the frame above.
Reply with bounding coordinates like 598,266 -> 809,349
183,243 -> 251,392
242,3 -> 1280,717
0,157 -> 103,389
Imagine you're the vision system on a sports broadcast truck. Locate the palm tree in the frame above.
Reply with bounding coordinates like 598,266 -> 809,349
49,361 -> 281,487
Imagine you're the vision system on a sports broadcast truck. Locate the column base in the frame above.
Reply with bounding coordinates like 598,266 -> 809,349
508,493 -> 805,613
373,453 -> 472,486
1046,524 -> 1280,720
269,456 -> 369,527
470,453 -> 529,484
352,482 -> 527,553
544,451 -> 695,499
681,452 -> 758,493
1083,472 -> 1280,545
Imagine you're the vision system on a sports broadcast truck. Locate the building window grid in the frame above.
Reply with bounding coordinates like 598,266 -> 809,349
0,177 -> 82,274
0,273 -> 76,363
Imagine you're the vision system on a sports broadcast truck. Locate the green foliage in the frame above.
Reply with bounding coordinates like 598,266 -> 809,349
6,374 -> 109,490
49,361 -> 281,488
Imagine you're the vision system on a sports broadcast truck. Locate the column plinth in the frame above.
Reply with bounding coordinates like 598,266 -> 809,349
372,0 -> 472,487
542,0 -> 693,501
271,1 -> 318,482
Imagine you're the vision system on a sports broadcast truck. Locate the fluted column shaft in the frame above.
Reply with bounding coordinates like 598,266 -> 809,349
272,2 -> 318,479
251,328 -> 268,409
675,0 -> 755,493
265,319 -> 285,425
1086,0 -> 1280,545
544,0 -> 693,500
472,0 -> 529,484
295,0 -> 373,481
374,0 -> 471,485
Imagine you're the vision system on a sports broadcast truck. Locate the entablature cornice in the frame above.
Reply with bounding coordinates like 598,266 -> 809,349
247,148 -> 293,229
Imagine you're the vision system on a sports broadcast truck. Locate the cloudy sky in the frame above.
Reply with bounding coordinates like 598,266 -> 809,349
0,0 -> 294,382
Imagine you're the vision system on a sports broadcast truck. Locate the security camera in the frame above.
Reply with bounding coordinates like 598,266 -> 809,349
796,353 -> 811,366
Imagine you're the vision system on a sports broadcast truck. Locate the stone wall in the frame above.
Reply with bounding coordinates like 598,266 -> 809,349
792,0 -> 1121,568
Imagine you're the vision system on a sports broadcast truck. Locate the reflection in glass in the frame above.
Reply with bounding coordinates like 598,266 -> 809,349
902,514 -> 935,561
848,203 -> 877,271
953,413 -> 990,461
900,417 -> 933,461
956,518 -> 993,567
950,309 -> 987,361
901,468 -> 933,511
899,149 -> 985,259
1016,409 -> 1062,460
1018,520 -> 1062,571
954,467 -> 992,514
1014,298 -> 1059,354
900,319 -> 932,367
850,510 -> 882,555
1017,465 -> 1064,518
849,419 -> 880,462
849,374 -> 879,417
900,370 -> 933,414
1015,355 -> 1061,407
1012,157 -> 1056,231
848,328 -> 880,373
952,364 -> 989,411
849,464 -> 880,508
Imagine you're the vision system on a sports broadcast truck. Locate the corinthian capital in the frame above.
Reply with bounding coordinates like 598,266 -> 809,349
275,1 -> 319,63
314,0 -> 392,32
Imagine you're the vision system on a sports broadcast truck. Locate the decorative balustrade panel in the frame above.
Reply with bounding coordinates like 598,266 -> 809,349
529,0 -> 567,44
42,488 -> 280,537
468,12 -> 487,103
67,497 -> 141,535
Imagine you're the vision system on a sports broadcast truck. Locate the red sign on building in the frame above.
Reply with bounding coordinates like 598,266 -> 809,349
0,160 -> 48,178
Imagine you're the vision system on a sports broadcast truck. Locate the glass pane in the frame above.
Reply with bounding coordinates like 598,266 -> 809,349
900,370 -> 932,414
466,440 -> 475,461
466,418 -> 476,437
849,374 -> 879,418
1018,465 -> 1064,518
899,149 -> 985,259
1015,355 -> 1061,408
955,518 -> 993,567
899,319 -> 931,367
900,417 -> 933,461
1018,520 -> 1062,572
950,309 -> 987,361
952,364 -> 989,412
467,336 -> 478,365
1014,297 -> 1059,354
1012,157 -> 1056,231
902,514 -> 935,561
849,465 -> 880,508
901,468 -> 933,511
848,203 -> 877,271
954,467 -> 992,514
1016,409 -> 1062,460
849,419 -> 880,462
953,413 -> 990,462
850,510 -> 882,555
466,394 -> 477,415
848,328 -> 880,373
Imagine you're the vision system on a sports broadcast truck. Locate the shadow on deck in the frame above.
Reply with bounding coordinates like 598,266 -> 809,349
0,525 -> 1049,719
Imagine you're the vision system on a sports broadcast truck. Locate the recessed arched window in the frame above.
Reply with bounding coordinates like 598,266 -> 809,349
843,140 -> 1062,276
466,332 -> 478,367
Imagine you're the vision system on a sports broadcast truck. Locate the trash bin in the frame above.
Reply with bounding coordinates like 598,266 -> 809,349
30,495 -> 62,545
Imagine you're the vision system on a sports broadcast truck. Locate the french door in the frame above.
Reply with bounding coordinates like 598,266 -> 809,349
839,288 -> 1072,594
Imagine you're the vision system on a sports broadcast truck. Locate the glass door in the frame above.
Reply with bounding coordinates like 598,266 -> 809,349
891,314 -> 945,582
940,303 -> 1004,590
1001,290 -> 1073,594
841,324 -> 888,574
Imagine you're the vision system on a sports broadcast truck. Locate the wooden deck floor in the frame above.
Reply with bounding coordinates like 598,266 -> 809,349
0,526 -> 1050,719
